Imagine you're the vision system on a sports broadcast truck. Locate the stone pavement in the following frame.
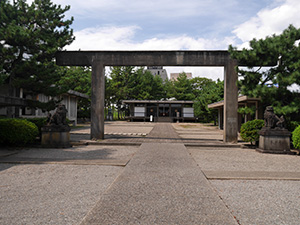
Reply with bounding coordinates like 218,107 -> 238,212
0,121 -> 299,224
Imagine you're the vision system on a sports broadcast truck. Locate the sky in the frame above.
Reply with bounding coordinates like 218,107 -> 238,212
50,0 -> 300,81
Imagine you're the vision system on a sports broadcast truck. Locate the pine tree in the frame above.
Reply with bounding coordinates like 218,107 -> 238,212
172,72 -> 194,100
109,66 -> 165,102
0,0 -> 74,111
229,25 -> 300,121
192,77 -> 224,123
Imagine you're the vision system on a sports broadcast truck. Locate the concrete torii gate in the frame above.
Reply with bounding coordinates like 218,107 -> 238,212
56,50 -> 238,143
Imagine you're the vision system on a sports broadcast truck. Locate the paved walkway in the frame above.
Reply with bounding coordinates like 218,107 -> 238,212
81,124 -> 237,224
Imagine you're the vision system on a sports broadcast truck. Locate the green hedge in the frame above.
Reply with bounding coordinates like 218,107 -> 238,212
0,119 -> 39,146
240,119 -> 264,145
292,125 -> 300,150
26,117 -> 48,134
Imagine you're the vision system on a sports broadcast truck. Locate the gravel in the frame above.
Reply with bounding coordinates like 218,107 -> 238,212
13,145 -> 139,161
188,147 -> 300,172
211,180 -> 300,225
0,164 -> 123,225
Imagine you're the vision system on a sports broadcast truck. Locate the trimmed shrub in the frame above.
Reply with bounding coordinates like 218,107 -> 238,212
292,125 -> 300,150
0,119 -> 39,146
26,117 -> 48,134
240,119 -> 264,145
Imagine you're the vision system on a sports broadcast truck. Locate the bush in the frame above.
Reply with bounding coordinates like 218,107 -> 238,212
240,119 -> 264,145
292,125 -> 300,150
0,119 -> 39,146
26,117 -> 48,134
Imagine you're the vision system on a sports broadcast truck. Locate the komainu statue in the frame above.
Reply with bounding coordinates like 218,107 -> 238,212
47,104 -> 68,126
41,104 -> 70,147
263,106 -> 285,129
258,106 -> 292,154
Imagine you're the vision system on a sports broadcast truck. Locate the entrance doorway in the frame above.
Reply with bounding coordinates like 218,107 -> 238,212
159,104 -> 169,117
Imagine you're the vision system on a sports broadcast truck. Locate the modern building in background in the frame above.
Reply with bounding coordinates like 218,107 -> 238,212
146,66 -> 168,81
170,72 -> 192,81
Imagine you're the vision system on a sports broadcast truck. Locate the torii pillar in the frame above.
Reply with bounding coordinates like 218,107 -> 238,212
56,50 -> 239,143
91,61 -> 105,140
224,59 -> 238,142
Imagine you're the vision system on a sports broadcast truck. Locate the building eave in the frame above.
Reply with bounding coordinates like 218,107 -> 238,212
66,90 -> 89,99
122,100 -> 194,104
207,95 -> 261,109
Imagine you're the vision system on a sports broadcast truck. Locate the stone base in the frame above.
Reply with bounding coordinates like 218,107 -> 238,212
256,128 -> 293,154
41,126 -> 71,148
256,148 -> 295,154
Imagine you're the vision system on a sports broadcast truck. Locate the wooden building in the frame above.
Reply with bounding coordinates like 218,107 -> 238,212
122,100 -> 196,122
0,85 -> 88,125
208,95 -> 263,130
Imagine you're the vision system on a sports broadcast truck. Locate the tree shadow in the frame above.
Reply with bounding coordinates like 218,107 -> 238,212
0,146 -> 127,172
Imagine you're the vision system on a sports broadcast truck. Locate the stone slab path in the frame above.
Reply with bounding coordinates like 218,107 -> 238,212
80,124 -> 238,224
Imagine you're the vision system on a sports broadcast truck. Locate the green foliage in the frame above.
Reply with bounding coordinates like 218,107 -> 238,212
192,78 -> 224,123
240,119 -> 264,145
286,120 -> 300,132
237,106 -> 255,116
170,72 -> 195,100
78,108 -> 90,119
292,125 -> 300,149
0,119 -> 39,146
229,25 -> 300,121
137,70 -> 165,100
0,0 -> 74,110
109,67 -> 165,98
26,117 -> 47,134
27,99 -> 59,113
163,78 -> 174,99
58,66 -> 91,95
57,66 -> 91,117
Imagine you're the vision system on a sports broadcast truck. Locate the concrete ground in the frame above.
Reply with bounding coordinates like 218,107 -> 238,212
70,122 -> 154,145
188,147 -> 300,225
0,121 -> 299,224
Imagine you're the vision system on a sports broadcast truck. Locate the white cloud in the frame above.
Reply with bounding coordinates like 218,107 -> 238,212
233,0 -> 300,46
53,0 -> 236,20
288,84 -> 300,92
67,25 -> 235,51
67,26 -> 140,50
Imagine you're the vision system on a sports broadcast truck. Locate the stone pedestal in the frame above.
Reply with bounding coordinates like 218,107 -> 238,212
41,125 -> 71,148
257,128 -> 293,154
